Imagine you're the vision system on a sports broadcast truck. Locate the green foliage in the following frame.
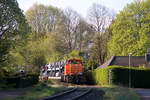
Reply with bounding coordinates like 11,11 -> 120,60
0,0 -> 30,65
110,66 -> 150,88
108,0 -> 150,57
85,67 -> 109,85
26,4 -> 61,34
88,3 -> 114,66
0,70 -> 39,88
0,67 -> 16,88
26,4 -> 94,59
32,55 -> 46,68
7,50 -> 25,67
90,23 -> 113,66
86,65 -> 150,88
9,33 -> 70,69
6,3 -> 96,70
65,50 -> 82,59
101,87 -> 141,100
64,50 -> 90,64
0,66 -> 39,88
85,58 -> 99,70
2,84 -> 65,100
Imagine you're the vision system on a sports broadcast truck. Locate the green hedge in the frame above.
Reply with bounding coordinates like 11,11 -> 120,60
6,73 -> 39,88
0,67 -> 39,88
86,66 -> 150,88
85,67 -> 109,85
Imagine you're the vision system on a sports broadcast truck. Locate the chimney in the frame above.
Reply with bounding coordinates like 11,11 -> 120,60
145,53 -> 150,62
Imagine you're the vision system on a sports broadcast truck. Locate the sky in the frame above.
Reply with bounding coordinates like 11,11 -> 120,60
17,0 -> 134,17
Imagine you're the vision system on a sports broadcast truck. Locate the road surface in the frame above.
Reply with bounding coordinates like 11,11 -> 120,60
134,88 -> 150,100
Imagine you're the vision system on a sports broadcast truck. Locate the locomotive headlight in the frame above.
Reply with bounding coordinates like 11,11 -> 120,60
78,72 -> 83,75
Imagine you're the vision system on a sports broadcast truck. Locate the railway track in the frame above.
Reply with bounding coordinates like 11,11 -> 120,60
39,87 -> 92,100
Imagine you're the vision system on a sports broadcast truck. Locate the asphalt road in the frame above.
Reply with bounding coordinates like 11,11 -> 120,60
134,88 -> 150,100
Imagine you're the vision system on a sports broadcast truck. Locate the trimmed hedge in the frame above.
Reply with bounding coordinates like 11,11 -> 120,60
86,65 -> 150,88
85,67 -> 109,85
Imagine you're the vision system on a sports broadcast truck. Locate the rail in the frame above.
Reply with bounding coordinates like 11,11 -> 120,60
39,87 -> 92,100
69,88 -> 92,100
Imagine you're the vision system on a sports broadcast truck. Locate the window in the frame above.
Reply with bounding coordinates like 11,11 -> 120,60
71,60 -> 81,64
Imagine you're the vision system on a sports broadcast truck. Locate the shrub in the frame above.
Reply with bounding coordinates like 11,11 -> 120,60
13,72 -> 39,88
0,68 -> 39,88
85,58 -> 99,70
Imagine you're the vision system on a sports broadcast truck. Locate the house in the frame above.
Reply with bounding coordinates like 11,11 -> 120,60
97,53 -> 150,69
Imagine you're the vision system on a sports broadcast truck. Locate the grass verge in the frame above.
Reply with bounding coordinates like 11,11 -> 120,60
2,84 -> 65,100
99,86 -> 141,100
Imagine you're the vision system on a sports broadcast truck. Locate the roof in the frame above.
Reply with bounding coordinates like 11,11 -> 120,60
97,55 -> 150,69
97,56 -> 115,69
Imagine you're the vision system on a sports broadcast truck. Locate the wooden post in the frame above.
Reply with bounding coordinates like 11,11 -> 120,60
109,69 -> 112,85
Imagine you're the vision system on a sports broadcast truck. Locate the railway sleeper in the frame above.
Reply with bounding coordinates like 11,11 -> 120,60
69,88 -> 92,100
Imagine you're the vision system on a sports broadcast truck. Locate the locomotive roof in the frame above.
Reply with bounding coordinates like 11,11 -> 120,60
68,59 -> 82,61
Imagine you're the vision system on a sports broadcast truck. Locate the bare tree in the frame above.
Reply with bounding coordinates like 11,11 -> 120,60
75,19 -> 95,51
87,3 -> 114,34
56,8 -> 81,52
56,8 -> 95,53
87,3 -> 115,66
26,4 -> 62,35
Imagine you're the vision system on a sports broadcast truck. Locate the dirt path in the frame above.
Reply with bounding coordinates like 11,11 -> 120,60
134,88 -> 150,100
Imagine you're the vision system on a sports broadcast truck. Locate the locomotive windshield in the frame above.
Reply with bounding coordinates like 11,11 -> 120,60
70,60 -> 82,64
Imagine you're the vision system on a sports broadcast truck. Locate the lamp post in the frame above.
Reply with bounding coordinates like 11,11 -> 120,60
129,52 -> 133,88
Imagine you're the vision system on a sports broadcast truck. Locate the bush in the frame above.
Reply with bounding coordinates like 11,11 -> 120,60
0,67 -> 39,88
85,66 -> 109,85
85,58 -> 99,70
0,67 -> 12,88
11,72 -> 39,88
86,65 -> 150,88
